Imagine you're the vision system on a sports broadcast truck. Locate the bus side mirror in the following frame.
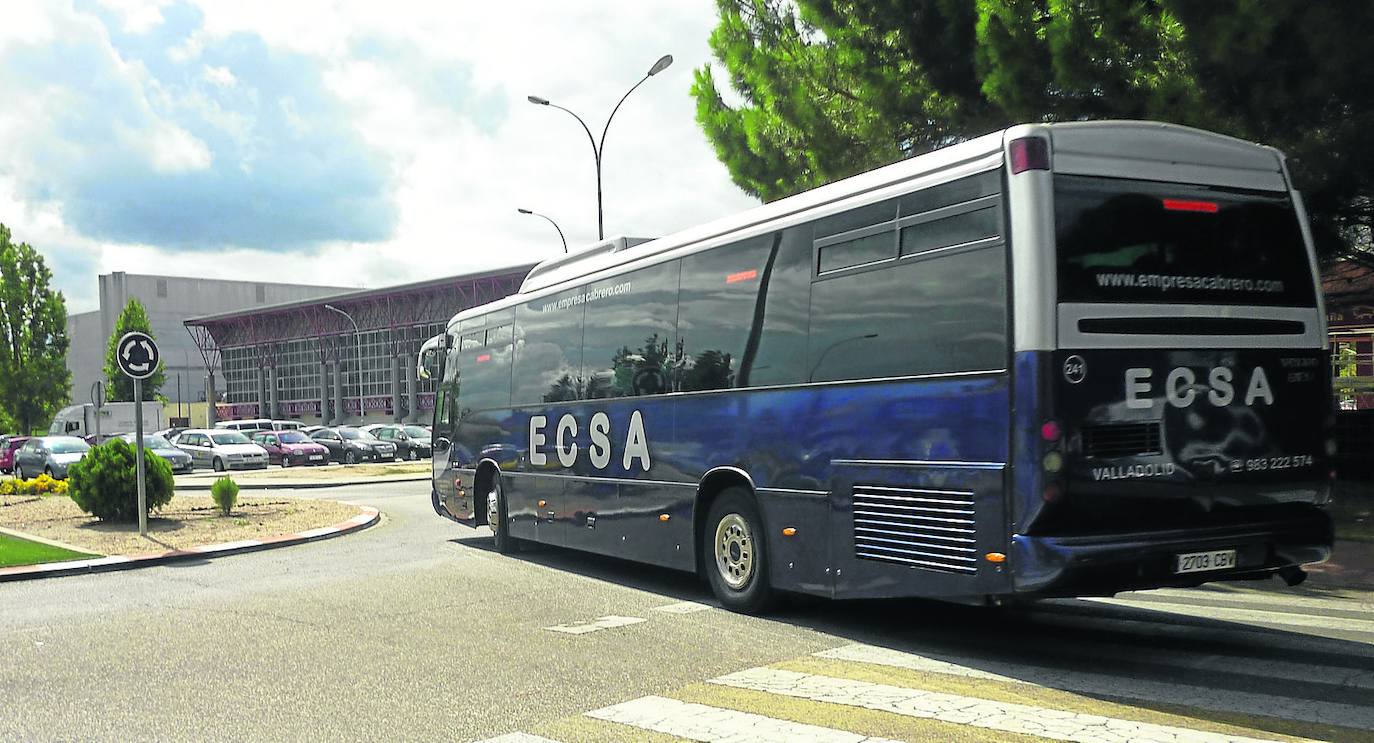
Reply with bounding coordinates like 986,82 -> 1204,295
434,437 -> 451,453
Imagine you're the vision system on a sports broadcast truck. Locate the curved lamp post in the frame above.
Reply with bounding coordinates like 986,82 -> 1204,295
527,53 -> 673,240
517,208 -> 568,253
323,304 -> 362,422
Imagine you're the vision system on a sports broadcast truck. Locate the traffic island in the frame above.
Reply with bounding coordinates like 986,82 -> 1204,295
0,493 -> 378,581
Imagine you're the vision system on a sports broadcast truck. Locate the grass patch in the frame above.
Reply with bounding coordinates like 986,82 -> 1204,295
0,532 -> 98,568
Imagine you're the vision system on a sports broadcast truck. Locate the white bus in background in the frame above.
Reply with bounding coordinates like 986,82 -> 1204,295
50,402 -> 164,439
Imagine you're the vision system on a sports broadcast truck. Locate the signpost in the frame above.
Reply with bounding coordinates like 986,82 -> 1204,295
89,380 -> 105,442
116,331 -> 160,538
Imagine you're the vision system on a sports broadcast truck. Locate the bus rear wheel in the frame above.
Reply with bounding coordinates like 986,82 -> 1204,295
487,476 -> 518,554
704,488 -> 775,614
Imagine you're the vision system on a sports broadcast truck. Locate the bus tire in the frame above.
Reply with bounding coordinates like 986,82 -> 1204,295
703,487 -> 775,614
487,475 -> 518,554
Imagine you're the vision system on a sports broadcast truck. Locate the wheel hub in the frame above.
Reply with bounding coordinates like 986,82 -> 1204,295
714,514 -> 754,590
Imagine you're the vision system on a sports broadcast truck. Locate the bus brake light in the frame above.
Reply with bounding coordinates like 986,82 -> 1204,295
726,269 -> 758,284
1162,198 -> 1219,213
1009,137 -> 1050,174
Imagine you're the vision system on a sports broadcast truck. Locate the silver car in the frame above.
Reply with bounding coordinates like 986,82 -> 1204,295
172,429 -> 269,472
119,433 -> 195,474
12,436 -> 90,480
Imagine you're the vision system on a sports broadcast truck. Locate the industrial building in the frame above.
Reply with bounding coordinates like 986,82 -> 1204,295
65,273 -> 353,412
183,264 -> 535,427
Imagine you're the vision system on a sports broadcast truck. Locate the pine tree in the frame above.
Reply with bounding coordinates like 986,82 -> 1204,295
693,0 -> 1374,263
103,298 -> 166,402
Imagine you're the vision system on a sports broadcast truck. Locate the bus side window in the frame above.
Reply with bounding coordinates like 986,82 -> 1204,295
513,287 -> 586,404
678,233 -> 811,391
808,245 -> 1007,382
581,261 -> 680,399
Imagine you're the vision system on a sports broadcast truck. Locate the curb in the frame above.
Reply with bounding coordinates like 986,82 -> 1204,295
0,505 -> 380,583
174,475 -> 429,491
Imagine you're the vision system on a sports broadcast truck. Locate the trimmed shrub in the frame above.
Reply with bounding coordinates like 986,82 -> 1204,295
210,477 -> 239,516
68,439 -> 174,522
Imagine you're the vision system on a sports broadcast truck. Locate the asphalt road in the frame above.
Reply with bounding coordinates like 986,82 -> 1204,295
3,482 -> 1373,742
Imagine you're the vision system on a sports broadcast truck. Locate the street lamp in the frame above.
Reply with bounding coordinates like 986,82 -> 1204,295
517,208 -> 568,253
809,334 -> 878,381
324,304 -> 363,423
527,53 -> 673,240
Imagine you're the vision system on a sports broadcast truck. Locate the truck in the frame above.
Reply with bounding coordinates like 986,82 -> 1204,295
49,402 -> 164,440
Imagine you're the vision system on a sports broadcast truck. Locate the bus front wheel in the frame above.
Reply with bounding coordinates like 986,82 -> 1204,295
704,488 -> 775,614
487,476 -> 518,554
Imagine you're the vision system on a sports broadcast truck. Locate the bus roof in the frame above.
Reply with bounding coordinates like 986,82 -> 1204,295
450,120 -> 1285,329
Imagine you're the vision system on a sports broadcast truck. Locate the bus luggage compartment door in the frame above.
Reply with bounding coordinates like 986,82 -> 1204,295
828,462 -> 1010,600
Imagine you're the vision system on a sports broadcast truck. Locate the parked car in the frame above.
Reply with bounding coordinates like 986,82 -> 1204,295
215,419 -> 273,432
251,430 -> 330,467
365,424 -> 433,460
1,436 -> 30,474
172,429 -> 269,472
153,427 -> 189,441
309,427 -> 395,464
11,436 -> 90,480
117,433 -> 194,474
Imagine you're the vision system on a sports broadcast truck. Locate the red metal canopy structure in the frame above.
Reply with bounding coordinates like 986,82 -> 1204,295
184,264 -> 534,425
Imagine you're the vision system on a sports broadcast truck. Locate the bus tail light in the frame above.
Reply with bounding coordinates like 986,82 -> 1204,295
1040,420 -> 1061,442
1042,483 -> 1063,503
1042,451 -> 1063,474
1009,137 -> 1050,174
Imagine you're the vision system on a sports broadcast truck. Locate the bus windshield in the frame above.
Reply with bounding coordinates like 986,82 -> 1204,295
1054,175 -> 1315,307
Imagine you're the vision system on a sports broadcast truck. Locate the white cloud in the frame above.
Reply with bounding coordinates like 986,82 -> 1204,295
203,64 -> 235,87
0,0 -> 760,315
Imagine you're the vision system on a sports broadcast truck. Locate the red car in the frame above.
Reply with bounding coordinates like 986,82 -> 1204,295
251,430 -> 330,467
0,436 -> 30,474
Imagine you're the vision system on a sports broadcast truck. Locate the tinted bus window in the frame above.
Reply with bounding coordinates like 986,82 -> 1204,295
581,262 -> 681,399
513,288 -> 585,404
897,170 -> 1000,216
1055,175 -> 1316,306
678,230 -> 812,390
809,245 -> 1007,382
900,205 -> 1000,257
456,311 -> 513,412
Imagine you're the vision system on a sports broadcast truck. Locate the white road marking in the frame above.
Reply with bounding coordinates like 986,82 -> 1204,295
543,615 -> 646,635
816,643 -> 1374,730
711,667 -> 1300,743
1085,597 -> 1374,634
651,600 -> 712,614
472,733 -> 563,743
586,695 -> 903,743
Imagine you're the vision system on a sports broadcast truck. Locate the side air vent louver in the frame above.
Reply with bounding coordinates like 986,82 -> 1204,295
852,485 -> 977,574
1081,422 -> 1162,458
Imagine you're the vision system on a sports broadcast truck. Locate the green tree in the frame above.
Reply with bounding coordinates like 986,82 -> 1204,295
693,0 -> 1374,263
103,298 -> 166,402
0,225 -> 71,435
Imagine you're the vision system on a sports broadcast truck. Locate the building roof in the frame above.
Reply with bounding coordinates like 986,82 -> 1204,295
183,263 -> 537,325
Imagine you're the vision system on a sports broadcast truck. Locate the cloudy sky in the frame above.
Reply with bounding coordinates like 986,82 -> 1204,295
0,1 -> 759,313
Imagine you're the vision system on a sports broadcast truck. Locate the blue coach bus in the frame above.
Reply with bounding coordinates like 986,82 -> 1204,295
429,121 -> 1334,613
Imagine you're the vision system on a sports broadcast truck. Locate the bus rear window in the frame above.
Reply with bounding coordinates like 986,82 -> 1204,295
1054,175 -> 1315,306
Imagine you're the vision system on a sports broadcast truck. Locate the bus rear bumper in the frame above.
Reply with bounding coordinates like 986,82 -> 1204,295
1009,511 -> 1333,598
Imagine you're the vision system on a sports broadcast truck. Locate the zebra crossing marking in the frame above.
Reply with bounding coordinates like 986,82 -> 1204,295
813,643 -> 1374,730
709,667 -> 1300,743
585,695 -> 904,743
